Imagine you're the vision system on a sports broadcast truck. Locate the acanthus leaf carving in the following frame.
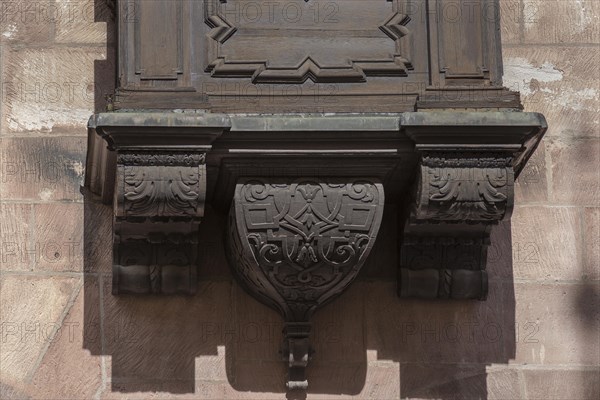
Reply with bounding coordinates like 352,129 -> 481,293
113,151 -> 206,295
414,153 -> 514,222
400,151 -> 516,300
117,152 -> 205,219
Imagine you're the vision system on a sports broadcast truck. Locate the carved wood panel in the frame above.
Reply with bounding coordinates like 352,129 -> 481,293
414,153 -> 514,221
113,0 -> 517,111
119,0 -> 191,90
427,0 -> 501,86
86,110 -> 548,388
400,151 -> 515,300
204,0 -> 413,83
134,0 -> 183,80
227,179 -> 384,320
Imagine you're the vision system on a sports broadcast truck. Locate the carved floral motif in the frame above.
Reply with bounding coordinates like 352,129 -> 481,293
122,166 -> 201,217
414,154 -> 514,222
113,151 -> 206,294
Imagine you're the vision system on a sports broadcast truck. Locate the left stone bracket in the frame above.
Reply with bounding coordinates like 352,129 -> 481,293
86,111 -> 229,294
113,151 -> 207,295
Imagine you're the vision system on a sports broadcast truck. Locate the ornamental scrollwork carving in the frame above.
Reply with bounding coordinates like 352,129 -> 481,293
117,152 -> 205,219
400,152 -> 516,300
113,151 -> 206,295
227,178 -> 384,389
413,153 -> 514,222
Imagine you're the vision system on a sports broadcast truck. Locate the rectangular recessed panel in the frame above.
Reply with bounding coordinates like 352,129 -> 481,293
135,0 -> 182,80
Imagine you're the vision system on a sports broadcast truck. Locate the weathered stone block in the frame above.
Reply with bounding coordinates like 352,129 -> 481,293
486,220 -> 514,280
28,277 -> 102,400
522,0 -> 600,44
503,47 -> 599,139
400,363 -> 522,400
102,279 -> 233,387
549,138 -> 600,206
54,0 -> 113,44
514,283 -> 600,365
83,196 -> 113,274
584,208 -> 600,280
0,203 -> 34,271
365,281 -> 515,365
33,203 -> 83,272
499,0 -> 522,45
231,283 -> 283,362
514,140 -> 548,203
0,0 -> 54,44
523,368 -> 600,399
0,275 -> 79,383
511,206 -> 583,281
0,137 -> 86,201
1,46 -> 112,134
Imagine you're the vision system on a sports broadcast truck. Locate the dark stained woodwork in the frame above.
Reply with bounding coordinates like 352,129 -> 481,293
112,0 -> 517,112
87,0 -> 547,390
204,0 -> 412,83
135,0 -> 183,80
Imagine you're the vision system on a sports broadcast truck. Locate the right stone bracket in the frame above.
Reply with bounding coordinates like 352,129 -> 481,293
398,112 -> 547,300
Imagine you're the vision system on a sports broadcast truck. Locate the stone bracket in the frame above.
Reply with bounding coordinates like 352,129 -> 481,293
400,149 -> 514,299
85,111 -> 547,389
87,112 -> 227,294
396,110 -> 544,300
113,151 -> 206,294
226,178 -> 385,389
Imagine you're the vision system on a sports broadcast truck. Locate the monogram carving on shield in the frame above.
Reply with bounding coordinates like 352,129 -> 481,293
227,179 -> 384,321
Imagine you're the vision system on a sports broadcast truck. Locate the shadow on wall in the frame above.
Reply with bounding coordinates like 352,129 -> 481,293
81,1 -> 516,397
82,197 -> 516,398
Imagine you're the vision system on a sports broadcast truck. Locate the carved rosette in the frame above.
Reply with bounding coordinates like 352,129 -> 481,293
113,151 -> 206,295
400,152 -> 515,300
227,179 -> 384,389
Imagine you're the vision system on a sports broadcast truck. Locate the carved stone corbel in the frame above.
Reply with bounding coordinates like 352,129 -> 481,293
226,179 -> 384,389
400,152 -> 514,300
397,111 -> 547,300
113,151 -> 206,294
87,112 -> 228,294
85,110 -> 546,389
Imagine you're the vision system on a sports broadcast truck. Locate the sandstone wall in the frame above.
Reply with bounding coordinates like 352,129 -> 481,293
0,1 -> 598,399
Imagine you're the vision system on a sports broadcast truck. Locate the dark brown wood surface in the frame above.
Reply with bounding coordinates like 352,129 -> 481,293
114,0 -> 514,112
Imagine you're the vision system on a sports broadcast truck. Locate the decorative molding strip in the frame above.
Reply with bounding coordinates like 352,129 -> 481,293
118,152 -> 206,166
227,179 -> 384,388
